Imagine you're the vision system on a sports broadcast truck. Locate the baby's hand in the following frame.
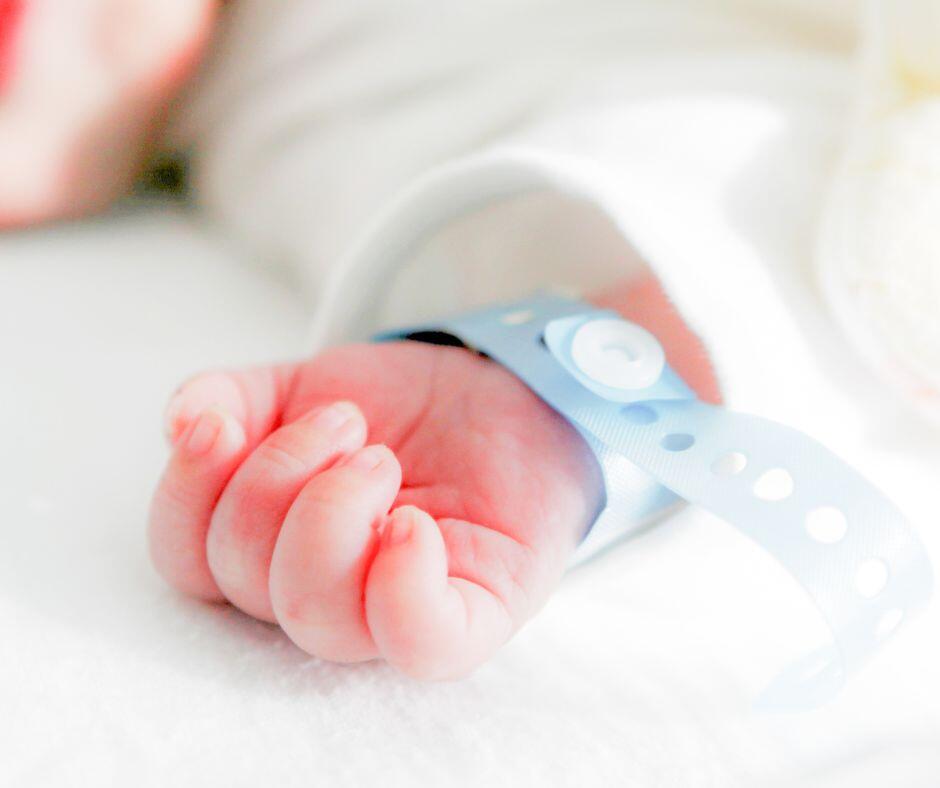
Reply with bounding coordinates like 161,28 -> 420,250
149,277 -> 716,678
149,340 -> 602,678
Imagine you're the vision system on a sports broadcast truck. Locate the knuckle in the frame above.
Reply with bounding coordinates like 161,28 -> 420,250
253,440 -> 311,478
273,589 -> 374,663
272,587 -> 314,629
219,471 -> 291,531
154,477 -> 200,518
499,542 -> 537,617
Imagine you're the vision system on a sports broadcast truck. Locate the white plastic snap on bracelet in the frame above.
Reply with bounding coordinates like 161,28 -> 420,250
377,293 -> 934,712
570,318 -> 665,393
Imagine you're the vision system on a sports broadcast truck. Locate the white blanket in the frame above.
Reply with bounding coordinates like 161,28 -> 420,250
1,192 -> 938,785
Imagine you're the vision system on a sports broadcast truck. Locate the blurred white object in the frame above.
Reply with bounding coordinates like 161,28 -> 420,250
186,0 -> 940,433
818,0 -> 940,424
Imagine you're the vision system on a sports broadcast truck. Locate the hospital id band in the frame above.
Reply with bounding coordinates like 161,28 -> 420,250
377,293 -> 933,710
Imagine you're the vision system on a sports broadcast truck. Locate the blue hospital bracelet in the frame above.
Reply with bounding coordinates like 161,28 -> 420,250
376,293 -> 933,710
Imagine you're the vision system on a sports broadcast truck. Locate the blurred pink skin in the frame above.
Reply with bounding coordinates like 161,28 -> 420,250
148,275 -> 718,679
0,0 -> 216,228
0,0 -> 25,92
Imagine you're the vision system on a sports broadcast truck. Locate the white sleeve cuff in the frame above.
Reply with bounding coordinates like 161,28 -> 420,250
309,145 -> 782,415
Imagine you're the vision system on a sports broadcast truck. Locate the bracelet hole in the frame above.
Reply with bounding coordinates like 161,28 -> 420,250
661,433 -> 695,452
622,404 -> 658,425
799,653 -> 838,682
753,468 -> 794,501
711,451 -> 748,476
501,309 -> 535,326
856,558 -> 889,598
805,506 -> 848,544
876,608 -> 904,639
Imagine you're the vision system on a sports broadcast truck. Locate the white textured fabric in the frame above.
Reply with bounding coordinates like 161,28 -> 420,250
183,0 -> 857,297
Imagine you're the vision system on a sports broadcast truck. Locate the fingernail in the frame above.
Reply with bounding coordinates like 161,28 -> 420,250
383,508 -> 416,547
308,401 -> 357,432
342,444 -> 388,472
183,408 -> 227,456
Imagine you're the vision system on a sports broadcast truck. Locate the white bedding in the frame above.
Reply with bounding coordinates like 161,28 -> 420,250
1,203 -> 939,784
2,206 -> 939,787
